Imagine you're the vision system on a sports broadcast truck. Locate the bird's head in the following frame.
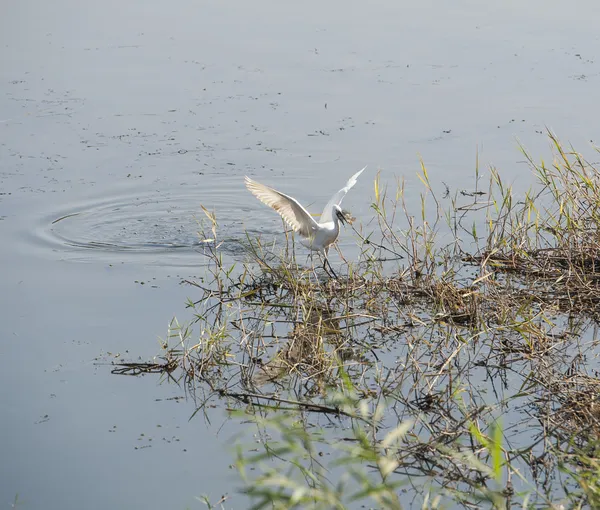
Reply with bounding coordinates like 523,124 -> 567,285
334,205 -> 347,226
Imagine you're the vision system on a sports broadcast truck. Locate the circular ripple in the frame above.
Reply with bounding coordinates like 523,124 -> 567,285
34,189 -> 250,267
50,196 -> 203,251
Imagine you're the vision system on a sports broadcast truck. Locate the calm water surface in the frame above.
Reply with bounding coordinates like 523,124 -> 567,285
1,0 -> 599,508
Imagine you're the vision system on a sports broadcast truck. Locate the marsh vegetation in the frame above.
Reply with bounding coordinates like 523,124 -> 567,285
116,133 -> 600,508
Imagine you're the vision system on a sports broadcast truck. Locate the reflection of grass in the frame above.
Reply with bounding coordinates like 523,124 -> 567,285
118,132 -> 600,508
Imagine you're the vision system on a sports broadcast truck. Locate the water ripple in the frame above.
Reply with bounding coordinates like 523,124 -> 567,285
32,188 -> 253,267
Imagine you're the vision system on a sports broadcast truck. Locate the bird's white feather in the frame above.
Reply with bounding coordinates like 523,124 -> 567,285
244,176 -> 318,237
320,166 -> 367,222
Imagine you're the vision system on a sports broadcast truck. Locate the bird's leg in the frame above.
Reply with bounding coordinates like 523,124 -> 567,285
325,258 -> 338,279
309,251 -> 320,281
322,249 -> 338,279
304,249 -> 320,281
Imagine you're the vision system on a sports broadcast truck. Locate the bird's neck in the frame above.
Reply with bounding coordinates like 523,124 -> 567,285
332,213 -> 342,232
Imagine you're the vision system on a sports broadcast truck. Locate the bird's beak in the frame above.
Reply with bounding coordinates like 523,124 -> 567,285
337,210 -> 347,225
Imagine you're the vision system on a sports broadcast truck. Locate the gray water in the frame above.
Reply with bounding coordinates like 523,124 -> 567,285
2,0 -> 600,508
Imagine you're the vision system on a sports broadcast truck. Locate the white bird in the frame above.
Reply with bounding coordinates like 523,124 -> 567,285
244,166 -> 366,276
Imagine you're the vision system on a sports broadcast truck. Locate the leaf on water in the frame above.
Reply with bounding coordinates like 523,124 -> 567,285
51,212 -> 81,224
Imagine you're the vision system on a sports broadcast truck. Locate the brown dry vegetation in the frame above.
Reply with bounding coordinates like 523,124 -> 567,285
115,133 -> 600,509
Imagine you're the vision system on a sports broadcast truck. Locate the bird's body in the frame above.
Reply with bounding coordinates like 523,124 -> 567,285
298,216 -> 340,253
244,166 -> 366,275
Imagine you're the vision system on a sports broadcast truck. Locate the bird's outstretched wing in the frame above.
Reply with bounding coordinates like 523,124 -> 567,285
245,176 -> 319,237
320,166 -> 367,223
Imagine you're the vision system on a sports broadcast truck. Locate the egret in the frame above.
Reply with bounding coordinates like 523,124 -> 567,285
244,166 -> 366,277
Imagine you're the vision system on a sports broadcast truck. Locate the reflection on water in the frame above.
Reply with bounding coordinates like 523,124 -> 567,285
3,0 -> 600,507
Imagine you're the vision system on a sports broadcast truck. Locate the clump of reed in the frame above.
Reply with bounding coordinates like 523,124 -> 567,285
115,132 -> 600,509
